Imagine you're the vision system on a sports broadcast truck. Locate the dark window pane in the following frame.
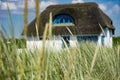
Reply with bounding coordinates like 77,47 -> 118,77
53,14 -> 74,24
77,36 -> 98,43
62,36 -> 70,48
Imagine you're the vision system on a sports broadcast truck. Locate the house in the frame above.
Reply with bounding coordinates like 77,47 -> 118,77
25,2 -> 115,51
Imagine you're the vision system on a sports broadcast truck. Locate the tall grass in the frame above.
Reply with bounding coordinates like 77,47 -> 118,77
6,0 -> 14,38
0,0 -> 120,80
23,0 -> 28,38
35,0 -> 40,39
0,38 -> 120,80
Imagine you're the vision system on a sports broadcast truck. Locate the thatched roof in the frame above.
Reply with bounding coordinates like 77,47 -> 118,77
25,2 -> 115,36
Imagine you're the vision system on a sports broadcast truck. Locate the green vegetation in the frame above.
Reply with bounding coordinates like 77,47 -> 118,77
113,37 -> 120,46
15,39 -> 26,48
3,39 -> 26,48
0,37 -> 120,80
0,0 -> 120,79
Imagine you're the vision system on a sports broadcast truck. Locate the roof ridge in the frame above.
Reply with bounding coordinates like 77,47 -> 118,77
46,2 -> 98,9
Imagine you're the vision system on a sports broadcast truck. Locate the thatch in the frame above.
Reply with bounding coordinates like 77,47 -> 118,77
25,2 -> 115,36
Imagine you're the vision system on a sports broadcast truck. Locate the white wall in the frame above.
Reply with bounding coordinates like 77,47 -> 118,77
98,28 -> 113,47
26,30 -> 113,51
27,40 -> 63,52
70,36 -> 77,47
105,28 -> 113,47
98,35 -> 102,46
27,36 -> 77,52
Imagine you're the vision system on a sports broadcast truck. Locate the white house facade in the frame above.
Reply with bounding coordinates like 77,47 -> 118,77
26,28 -> 113,51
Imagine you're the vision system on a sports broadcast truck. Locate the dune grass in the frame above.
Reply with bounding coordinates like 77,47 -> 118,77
0,38 -> 120,80
23,0 -> 28,38
0,0 -> 120,80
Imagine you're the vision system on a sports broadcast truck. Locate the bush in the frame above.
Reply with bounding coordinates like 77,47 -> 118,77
113,37 -> 120,46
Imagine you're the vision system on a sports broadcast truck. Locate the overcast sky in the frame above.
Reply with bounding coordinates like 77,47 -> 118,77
0,0 -> 120,38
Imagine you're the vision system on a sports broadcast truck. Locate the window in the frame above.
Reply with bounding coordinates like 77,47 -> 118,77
77,36 -> 98,43
53,14 -> 74,25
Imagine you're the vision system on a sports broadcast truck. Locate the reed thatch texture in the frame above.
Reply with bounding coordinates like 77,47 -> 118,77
25,2 -> 115,36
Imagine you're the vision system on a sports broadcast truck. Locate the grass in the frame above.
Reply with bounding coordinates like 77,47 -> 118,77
113,37 -> 120,46
0,0 -> 120,80
0,38 -> 120,80
23,0 -> 28,38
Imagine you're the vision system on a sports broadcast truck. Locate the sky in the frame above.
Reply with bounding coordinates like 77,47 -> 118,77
0,0 -> 120,38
